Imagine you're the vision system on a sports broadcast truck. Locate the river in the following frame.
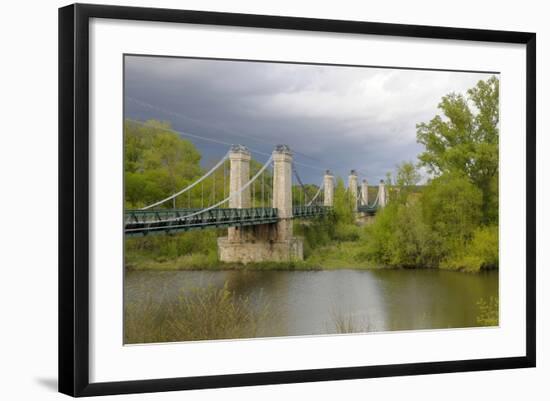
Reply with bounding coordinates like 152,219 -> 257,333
124,268 -> 498,342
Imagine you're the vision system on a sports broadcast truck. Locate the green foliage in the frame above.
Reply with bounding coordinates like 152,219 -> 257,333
250,158 -> 273,207
333,177 -> 354,225
363,195 -> 442,268
389,161 -> 423,202
416,76 -> 499,224
442,225 -> 499,272
294,217 -> 334,258
124,119 -> 202,208
364,172 -> 489,269
421,173 -> 483,252
333,223 -> 362,242
476,296 -> 499,326
395,161 -> 421,188
124,282 -> 271,343
364,77 -> 499,270
125,230 -> 220,270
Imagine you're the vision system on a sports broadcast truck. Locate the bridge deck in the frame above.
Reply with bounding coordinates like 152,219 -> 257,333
125,205 -> 332,236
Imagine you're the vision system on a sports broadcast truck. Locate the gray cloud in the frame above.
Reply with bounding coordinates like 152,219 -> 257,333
124,55 -> 496,184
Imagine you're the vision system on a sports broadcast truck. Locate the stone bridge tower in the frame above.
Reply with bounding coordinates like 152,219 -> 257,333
218,144 -> 303,263
361,179 -> 368,206
273,145 -> 294,242
379,179 -> 387,207
227,145 -> 251,242
323,170 -> 334,207
348,169 -> 358,212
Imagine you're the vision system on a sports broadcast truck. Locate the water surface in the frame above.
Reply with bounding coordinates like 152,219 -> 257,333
125,269 -> 498,340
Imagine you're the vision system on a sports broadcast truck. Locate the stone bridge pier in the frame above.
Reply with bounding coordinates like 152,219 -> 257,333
348,170 -> 358,212
324,170 -> 334,207
379,179 -> 387,207
218,144 -> 303,264
360,179 -> 368,206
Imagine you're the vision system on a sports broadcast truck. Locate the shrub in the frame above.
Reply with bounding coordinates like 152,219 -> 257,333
333,223 -> 361,242
421,173 -> 483,252
476,296 -> 499,326
124,282 -> 271,343
125,229 -> 221,269
442,225 -> 498,272
362,196 -> 444,268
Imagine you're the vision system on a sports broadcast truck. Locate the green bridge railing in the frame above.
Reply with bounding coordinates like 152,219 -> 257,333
357,205 -> 379,215
124,205 -> 333,236
293,205 -> 332,218
125,207 -> 279,236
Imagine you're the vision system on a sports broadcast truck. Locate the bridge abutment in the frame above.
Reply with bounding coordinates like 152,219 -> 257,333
218,144 -> 303,264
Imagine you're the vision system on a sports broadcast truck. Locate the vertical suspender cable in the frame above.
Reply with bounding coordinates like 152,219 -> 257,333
262,171 -> 265,207
212,172 -> 216,204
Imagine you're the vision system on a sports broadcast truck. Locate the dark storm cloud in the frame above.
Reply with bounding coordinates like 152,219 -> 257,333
124,55 -> 495,184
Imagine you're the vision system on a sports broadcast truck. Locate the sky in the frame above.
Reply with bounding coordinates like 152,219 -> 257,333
124,55 -> 496,184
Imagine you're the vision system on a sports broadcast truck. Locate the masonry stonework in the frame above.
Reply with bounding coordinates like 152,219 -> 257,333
218,144 -> 303,263
323,170 -> 334,207
348,170 -> 358,212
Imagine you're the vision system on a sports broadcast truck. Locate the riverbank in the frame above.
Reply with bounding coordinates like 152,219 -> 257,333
125,238 -> 380,271
124,220 -> 497,273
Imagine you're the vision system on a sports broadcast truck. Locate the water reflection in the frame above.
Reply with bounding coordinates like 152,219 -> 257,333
125,268 -> 498,340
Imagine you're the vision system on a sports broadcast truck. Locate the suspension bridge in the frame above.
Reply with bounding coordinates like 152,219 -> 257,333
125,144 -> 387,263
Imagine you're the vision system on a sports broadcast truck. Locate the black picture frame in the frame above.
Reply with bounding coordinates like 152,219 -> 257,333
58,3 -> 536,397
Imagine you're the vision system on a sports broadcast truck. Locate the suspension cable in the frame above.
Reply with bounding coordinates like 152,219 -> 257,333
292,164 -> 310,204
148,156 -> 274,223
306,181 -> 324,206
140,151 -> 230,210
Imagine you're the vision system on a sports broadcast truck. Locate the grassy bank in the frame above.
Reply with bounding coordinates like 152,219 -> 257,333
125,214 -> 497,273
125,218 -> 382,271
125,236 -> 378,271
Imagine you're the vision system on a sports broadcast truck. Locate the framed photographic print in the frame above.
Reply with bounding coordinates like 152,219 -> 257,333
58,3 -> 536,397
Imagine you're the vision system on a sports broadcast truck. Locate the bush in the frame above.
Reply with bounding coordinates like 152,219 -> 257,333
333,223 -> 361,242
294,217 -> 334,258
476,296 -> 499,326
124,282 -> 271,343
421,173 -> 483,250
125,229 -> 221,269
442,225 -> 498,272
362,173 -> 489,270
362,196 -> 443,268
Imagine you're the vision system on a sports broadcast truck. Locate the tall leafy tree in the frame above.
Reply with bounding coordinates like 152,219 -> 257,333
395,161 -> 421,188
416,76 -> 499,223
124,119 -> 202,208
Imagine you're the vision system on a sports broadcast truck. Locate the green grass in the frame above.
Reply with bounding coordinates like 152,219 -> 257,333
125,218 -> 382,271
124,282 -> 271,343
476,296 -> 499,326
124,219 -> 495,273
125,233 -> 379,271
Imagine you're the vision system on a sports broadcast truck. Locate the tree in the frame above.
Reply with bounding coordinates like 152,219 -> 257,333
395,161 -> 421,188
421,173 -> 483,252
333,177 -> 354,225
124,119 -> 202,208
416,76 -> 499,223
